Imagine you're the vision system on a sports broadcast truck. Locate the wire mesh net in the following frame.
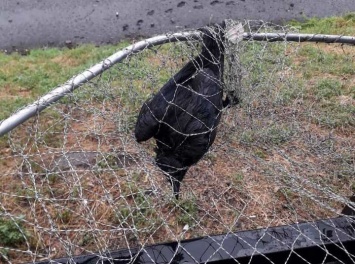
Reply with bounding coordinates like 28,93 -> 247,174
0,20 -> 354,263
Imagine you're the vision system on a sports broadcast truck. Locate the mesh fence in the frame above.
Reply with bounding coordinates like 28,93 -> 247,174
0,20 -> 354,263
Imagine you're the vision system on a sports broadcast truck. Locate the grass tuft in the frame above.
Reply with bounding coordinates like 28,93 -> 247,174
0,216 -> 28,247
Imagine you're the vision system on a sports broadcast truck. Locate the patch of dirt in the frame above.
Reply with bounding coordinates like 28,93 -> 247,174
51,55 -> 84,67
338,95 -> 355,106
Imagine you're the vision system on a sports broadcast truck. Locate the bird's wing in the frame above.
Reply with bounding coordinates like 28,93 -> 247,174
135,59 -> 200,142
186,68 -> 223,130
135,98 -> 160,142
135,76 -> 183,142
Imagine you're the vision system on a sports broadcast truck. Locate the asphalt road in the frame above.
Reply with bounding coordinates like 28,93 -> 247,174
1,0 -> 355,51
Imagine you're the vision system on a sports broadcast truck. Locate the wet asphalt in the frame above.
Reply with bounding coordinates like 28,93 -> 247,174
0,0 -> 355,51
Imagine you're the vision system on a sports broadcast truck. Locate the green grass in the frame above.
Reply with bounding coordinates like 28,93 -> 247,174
0,216 -> 28,247
290,13 -> 355,35
176,198 -> 199,226
297,45 -> 355,78
289,14 -> 355,130
0,42 -> 130,121
315,79 -> 343,100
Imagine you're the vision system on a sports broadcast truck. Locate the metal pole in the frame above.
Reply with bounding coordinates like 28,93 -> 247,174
243,32 -> 355,44
1,32 -> 354,137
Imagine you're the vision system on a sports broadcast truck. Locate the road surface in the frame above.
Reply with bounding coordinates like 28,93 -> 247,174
1,0 -> 354,51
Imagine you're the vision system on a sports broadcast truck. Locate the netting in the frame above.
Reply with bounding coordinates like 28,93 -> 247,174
0,20 -> 354,263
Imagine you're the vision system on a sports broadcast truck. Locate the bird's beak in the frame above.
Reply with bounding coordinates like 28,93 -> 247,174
226,22 -> 244,44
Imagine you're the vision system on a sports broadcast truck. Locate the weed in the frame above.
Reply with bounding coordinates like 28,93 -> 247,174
277,79 -> 305,104
15,187 -> 36,206
260,124 -> 295,145
254,148 -> 267,159
97,153 -> 120,169
313,102 -> 354,128
233,173 -> 244,184
176,199 -> 198,226
205,152 -> 218,164
0,216 -> 28,247
79,233 -> 95,247
112,186 -> 161,230
240,130 -> 255,145
55,209 -> 72,224
315,79 -> 342,100
47,173 -> 60,185
22,160 -> 46,175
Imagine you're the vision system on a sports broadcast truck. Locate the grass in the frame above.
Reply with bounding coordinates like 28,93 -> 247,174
0,216 -> 28,247
0,14 -> 354,262
287,15 -> 355,131
296,46 -> 355,128
176,198 -> 199,226
290,13 -> 355,35
0,42 -> 130,121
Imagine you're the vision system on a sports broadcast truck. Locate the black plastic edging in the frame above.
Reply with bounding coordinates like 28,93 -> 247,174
32,216 -> 355,264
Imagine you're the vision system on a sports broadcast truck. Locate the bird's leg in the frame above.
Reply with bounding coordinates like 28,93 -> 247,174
166,170 -> 185,200
163,168 -> 187,200
156,155 -> 188,199
173,168 -> 188,199
172,179 -> 181,200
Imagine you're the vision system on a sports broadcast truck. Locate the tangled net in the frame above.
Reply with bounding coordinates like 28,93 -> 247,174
0,20 -> 354,263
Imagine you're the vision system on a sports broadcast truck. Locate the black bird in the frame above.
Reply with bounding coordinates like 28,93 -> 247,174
135,22 -> 242,198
